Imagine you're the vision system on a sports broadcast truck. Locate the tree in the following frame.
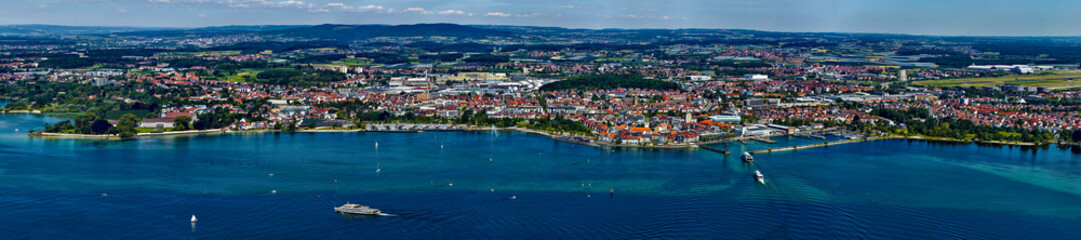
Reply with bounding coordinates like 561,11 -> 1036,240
74,113 -> 100,134
1073,129 -> 1081,142
174,116 -> 191,131
90,120 -> 112,134
114,113 -> 140,138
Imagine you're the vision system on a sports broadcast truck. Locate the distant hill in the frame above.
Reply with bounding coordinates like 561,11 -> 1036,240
259,24 -> 517,41
0,25 -> 179,36
114,25 -> 311,38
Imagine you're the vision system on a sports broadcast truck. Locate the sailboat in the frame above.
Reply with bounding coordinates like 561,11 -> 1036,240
375,142 -> 379,149
376,163 -> 381,173
190,215 -> 198,223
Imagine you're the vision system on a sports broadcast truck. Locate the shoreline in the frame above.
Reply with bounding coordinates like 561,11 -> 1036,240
26,127 -> 1070,150
12,110 -> 1070,150
747,134 -> 1062,155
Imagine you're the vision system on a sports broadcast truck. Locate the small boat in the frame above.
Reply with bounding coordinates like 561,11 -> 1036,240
375,142 -> 379,149
753,170 -> 765,184
488,157 -> 493,163
334,203 -> 383,215
190,215 -> 198,223
741,152 -> 754,163
510,195 -> 517,200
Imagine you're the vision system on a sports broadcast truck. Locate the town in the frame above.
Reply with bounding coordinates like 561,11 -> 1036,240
1,24 -> 1079,146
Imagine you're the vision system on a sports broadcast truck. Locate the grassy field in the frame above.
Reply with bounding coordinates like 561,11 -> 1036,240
105,109 -> 150,120
913,71 -> 1081,88
332,58 -> 373,66
208,68 -> 287,82
154,51 -> 242,57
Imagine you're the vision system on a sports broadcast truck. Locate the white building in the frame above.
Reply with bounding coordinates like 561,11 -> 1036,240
743,74 -> 770,81
686,75 -> 712,81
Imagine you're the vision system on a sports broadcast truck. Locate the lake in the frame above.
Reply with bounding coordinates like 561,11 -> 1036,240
1,113 -> 1079,239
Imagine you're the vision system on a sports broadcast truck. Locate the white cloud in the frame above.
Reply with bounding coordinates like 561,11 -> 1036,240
558,5 -> 595,10
485,12 -> 511,17
438,10 -> 467,16
277,0 -> 305,7
148,0 -> 170,3
515,13 -> 541,18
353,5 -> 385,12
402,7 -> 432,14
324,2 -> 347,9
198,13 -> 208,17
118,9 -> 128,13
38,4 -> 48,8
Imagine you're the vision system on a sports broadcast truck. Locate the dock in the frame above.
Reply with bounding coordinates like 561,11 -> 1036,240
750,138 -> 776,144
748,137 -> 892,154
698,145 -> 730,154
793,133 -> 826,140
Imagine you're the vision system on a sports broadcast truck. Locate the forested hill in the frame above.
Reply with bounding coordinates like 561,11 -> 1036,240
539,75 -> 681,91
259,24 -> 517,41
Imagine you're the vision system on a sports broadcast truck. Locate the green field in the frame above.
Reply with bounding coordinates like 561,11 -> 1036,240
208,68 -> 291,82
332,58 -> 373,66
913,71 -> 1081,89
154,51 -> 242,57
105,109 -> 150,120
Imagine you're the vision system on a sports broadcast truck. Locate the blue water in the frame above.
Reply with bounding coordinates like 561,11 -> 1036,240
1,113 -> 1080,239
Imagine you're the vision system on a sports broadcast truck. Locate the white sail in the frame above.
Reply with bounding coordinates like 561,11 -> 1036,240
191,215 -> 198,223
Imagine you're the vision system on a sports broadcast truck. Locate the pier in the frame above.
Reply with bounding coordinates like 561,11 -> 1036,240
750,138 -> 776,144
792,133 -> 826,140
747,137 -> 894,154
697,145 -> 730,154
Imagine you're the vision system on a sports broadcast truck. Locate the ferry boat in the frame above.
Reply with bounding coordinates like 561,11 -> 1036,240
741,152 -> 754,163
753,170 -> 765,184
334,203 -> 383,215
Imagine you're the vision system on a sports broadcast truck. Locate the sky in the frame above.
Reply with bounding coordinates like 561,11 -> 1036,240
4,0 -> 1080,36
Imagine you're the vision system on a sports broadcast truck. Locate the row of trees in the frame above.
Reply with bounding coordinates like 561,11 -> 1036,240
42,113 -> 140,137
539,74 -> 681,91
253,68 -> 348,86
867,106 -> 1061,143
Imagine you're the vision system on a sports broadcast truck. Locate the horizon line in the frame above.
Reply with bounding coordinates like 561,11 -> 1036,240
5,23 -> 1081,39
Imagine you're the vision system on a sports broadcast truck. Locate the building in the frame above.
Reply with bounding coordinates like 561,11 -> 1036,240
741,125 -> 776,137
743,74 -> 770,81
442,72 -> 508,82
686,75 -> 712,81
709,115 -> 742,123
140,118 -> 175,129
767,124 -> 797,134
743,98 -> 780,109
965,65 -> 1052,74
